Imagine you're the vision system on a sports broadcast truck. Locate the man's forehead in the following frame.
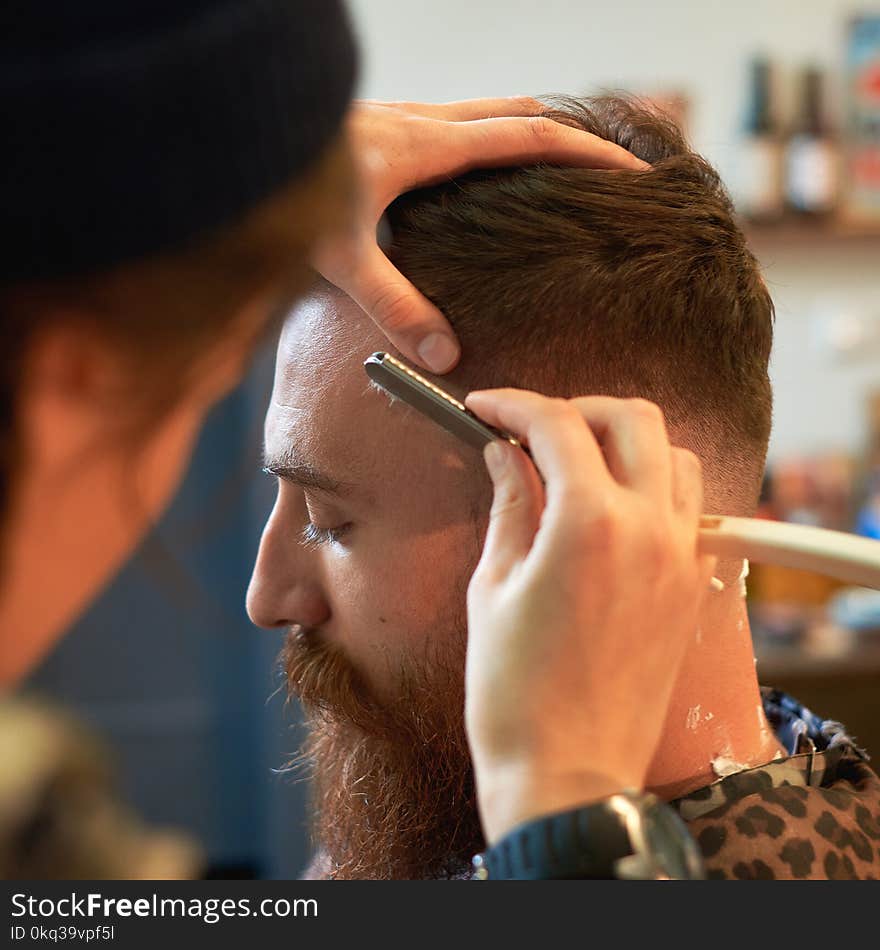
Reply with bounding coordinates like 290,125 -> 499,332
271,300 -> 343,393
266,287 -> 478,497
272,290 -> 381,409
264,290 -> 395,481
278,288 -> 376,376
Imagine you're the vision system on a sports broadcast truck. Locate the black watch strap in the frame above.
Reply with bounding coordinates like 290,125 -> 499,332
471,793 -> 704,880
472,800 -> 633,880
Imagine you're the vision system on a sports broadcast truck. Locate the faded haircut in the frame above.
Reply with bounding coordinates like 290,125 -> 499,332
384,95 -> 774,515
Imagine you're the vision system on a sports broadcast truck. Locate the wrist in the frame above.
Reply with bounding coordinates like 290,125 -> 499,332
475,761 -> 642,846
472,790 -> 705,881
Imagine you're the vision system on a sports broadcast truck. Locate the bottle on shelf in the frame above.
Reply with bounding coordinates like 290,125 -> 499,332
842,15 -> 880,226
736,56 -> 785,223
785,66 -> 839,218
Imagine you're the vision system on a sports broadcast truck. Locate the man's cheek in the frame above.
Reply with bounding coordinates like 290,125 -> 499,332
324,553 -> 416,648
358,533 -> 465,623
396,536 -> 478,659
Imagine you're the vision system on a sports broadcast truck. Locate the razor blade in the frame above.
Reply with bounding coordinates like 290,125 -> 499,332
363,352 -> 521,452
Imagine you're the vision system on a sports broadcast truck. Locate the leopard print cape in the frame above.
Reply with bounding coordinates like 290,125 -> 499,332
301,688 -> 880,880
671,687 -> 880,880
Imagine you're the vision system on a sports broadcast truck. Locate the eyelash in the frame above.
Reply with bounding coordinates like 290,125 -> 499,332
301,522 -> 352,548
262,468 -> 350,547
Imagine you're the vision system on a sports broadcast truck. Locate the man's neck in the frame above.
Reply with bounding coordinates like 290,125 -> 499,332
645,572 -> 786,801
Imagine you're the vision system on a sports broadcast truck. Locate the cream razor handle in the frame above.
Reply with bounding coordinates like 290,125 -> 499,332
364,352 -> 880,590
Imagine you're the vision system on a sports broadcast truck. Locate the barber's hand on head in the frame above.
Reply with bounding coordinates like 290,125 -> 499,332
462,390 -> 717,845
313,98 -> 648,374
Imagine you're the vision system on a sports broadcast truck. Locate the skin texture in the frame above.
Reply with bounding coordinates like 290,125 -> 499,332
248,289 -> 786,861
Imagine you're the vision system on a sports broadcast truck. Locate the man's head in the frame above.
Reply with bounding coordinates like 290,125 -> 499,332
387,94 -> 774,515
247,95 -> 774,879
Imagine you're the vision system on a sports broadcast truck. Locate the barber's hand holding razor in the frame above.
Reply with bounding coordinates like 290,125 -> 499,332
314,99 -> 648,374
462,390 -> 718,845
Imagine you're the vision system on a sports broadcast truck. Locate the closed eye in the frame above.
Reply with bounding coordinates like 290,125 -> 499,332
301,522 -> 352,548
262,466 -> 353,548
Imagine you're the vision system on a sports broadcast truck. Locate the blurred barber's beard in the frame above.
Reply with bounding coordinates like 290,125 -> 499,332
281,623 -> 483,879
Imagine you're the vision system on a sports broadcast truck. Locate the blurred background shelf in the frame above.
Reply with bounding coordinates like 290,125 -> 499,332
756,641 -> 880,757
757,640 -> 880,677
745,218 -> 880,247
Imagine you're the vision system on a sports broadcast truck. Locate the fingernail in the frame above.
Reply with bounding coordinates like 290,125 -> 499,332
417,333 -> 459,373
484,441 -> 508,479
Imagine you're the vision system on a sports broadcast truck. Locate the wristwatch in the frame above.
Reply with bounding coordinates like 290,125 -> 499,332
471,790 -> 705,880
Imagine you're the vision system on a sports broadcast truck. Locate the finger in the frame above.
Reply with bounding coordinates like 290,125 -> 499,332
476,440 -> 546,581
571,397 -> 673,504
388,114 -> 649,195
410,115 -> 650,185
670,448 -> 718,589
361,96 -> 546,122
671,448 -> 704,520
468,390 -> 671,502
318,242 -> 461,374
465,389 -> 612,505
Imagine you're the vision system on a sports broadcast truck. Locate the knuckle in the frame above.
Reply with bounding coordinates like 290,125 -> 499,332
511,94 -> 543,113
627,398 -> 665,426
547,398 -> 580,425
526,115 -> 558,145
673,450 -> 705,509
578,493 -> 620,548
677,447 -> 703,475
675,480 -> 702,510
366,283 -> 417,334
467,567 -> 489,601
638,522 -> 672,578
469,556 -> 509,595
490,484 -> 530,521
643,522 -> 669,560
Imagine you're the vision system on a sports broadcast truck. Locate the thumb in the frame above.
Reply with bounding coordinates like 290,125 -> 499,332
322,243 -> 461,374
477,441 -> 545,583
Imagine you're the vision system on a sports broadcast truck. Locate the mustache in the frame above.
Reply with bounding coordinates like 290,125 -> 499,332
281,626 -> 385,732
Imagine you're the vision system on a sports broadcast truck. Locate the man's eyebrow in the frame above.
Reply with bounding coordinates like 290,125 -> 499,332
262,449 -> 354,498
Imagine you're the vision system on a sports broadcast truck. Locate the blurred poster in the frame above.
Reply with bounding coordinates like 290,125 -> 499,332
843,15 -> 880,223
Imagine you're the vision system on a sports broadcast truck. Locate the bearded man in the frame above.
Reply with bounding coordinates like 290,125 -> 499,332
247,96 -> 880,880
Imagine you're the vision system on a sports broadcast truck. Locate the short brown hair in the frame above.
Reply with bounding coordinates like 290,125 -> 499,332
385,95 -> 774,514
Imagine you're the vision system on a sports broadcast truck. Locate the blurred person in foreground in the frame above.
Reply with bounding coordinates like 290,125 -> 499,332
249,96 -> 880,881
1,1 -> 708,880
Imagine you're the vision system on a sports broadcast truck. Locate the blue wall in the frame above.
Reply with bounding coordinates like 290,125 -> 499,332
23,344 -> 311,879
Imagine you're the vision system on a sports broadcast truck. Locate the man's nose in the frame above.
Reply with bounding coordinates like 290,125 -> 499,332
246,503 -> 331,629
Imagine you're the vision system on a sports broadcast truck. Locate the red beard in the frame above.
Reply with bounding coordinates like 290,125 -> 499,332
281,625 -> 484,879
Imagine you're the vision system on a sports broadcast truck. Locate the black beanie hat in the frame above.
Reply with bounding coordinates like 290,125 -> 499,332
1,0 -> 358,283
